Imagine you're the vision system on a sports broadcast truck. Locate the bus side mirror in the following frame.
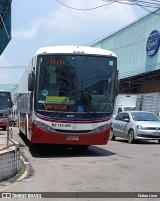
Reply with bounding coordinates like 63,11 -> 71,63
28,72 -> 35,91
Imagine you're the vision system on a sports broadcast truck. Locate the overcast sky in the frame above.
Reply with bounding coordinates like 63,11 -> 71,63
0,0 -> 147,84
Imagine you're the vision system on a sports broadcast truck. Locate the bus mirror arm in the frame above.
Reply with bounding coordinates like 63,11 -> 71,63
28,72 -> 35,91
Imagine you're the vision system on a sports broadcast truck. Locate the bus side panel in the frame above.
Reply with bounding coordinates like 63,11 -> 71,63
30,124 -> 110,145
18,112 -> 32,142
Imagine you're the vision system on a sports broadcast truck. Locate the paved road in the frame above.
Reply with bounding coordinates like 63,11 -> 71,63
1,127 -> 159,201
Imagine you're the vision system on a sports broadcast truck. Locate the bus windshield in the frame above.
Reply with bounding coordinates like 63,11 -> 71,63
0,98 -> 10,110
35,54 -> 117,117
0,92 -> 12,110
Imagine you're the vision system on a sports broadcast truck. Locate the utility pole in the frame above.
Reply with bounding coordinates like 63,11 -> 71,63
7,99 -> 10,148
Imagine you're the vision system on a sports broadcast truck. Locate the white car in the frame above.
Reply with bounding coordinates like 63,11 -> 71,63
110,111 -> 160,144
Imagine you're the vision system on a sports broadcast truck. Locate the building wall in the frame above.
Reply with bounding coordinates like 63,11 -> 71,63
93,9 -> 160,79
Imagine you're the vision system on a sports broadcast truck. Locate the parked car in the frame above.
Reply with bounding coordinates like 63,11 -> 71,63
110,111 -> 160,144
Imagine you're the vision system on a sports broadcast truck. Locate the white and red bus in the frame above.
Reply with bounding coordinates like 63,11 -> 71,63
17,46 -> 118,148
0,91 -> 13,130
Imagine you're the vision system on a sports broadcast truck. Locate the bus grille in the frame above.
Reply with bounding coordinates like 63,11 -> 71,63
54,129 -> 91,134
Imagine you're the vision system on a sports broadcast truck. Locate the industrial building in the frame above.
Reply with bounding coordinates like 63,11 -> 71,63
0,0 -> 11,55
93,9 -> 160,94
0,0 -> 17,124
0,1 -> 16,98
93,9 -> 160,115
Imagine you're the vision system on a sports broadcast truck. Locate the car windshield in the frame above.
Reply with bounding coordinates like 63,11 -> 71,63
131,112 -> 159,121
35,54 -> 117,117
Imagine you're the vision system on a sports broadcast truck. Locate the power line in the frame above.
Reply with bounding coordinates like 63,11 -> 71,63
0,66 -> 26,69
55,0 -> 114,11
83,7 -> 160,46
103,0 -> 160,8
56,0 -> 160,11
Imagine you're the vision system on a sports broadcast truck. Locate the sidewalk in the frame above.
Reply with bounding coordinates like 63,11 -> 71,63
0,135 -> 8,150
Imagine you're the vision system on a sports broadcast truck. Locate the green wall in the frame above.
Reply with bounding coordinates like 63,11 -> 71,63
93,9 -> 160,79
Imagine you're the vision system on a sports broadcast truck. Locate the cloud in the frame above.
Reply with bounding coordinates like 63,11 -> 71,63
12,0 -> 136,41
12,25 -> 38,38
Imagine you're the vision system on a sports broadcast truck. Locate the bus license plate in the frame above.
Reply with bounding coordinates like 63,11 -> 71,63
66,136 -> 79,141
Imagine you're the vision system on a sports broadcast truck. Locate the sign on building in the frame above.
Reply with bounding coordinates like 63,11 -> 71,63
146,30 -> 160,56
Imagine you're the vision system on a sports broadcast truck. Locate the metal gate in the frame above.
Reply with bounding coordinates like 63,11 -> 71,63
140,93 -> 160,116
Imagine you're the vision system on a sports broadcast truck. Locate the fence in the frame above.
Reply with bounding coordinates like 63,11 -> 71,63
0,140 -> 21,181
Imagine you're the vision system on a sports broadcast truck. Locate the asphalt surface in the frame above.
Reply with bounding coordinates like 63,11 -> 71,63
0,127 -> 160,201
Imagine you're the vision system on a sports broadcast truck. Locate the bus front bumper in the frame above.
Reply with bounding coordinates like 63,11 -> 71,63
30,124 -> 110,145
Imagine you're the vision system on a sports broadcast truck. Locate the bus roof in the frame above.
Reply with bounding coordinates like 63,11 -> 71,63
35,46 -> 116,57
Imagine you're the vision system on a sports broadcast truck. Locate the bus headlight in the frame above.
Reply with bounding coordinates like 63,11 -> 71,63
33,120 -> 55,132
92,124 -> 110,133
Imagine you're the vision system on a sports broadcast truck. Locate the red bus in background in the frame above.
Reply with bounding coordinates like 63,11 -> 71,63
17,46 -> 118,148
0,91 -> 12,131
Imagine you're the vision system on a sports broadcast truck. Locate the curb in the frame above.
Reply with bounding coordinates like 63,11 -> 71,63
17,159 -> 30,182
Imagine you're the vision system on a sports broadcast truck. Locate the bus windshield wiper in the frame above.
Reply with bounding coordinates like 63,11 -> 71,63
81,89 -> 97,119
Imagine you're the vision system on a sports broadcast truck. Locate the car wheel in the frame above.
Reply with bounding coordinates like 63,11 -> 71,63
128,129 -> 135,144
158,140 -> 160,144
109,128 -> 116,140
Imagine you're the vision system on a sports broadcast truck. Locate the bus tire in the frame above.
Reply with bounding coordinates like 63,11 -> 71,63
19,129 -> 23,135
74,145 -> 90,149
28,141 -> 37,150
109,128 -> 116,140
28,141 -> 33,149
3,126 -> 7,131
